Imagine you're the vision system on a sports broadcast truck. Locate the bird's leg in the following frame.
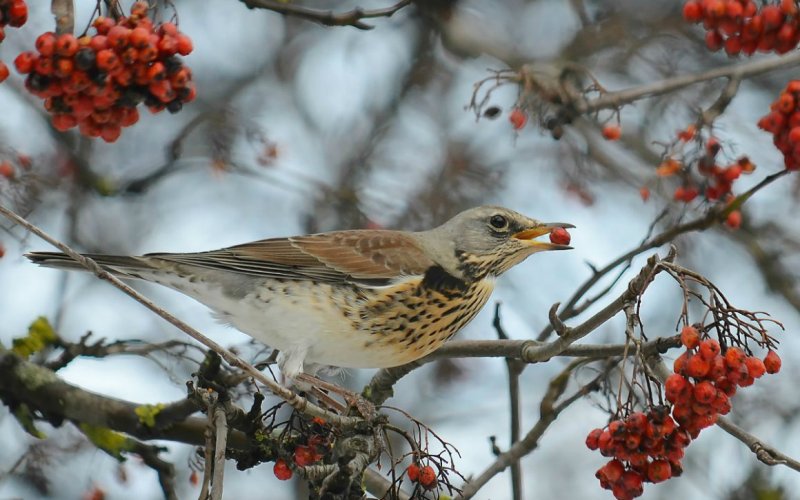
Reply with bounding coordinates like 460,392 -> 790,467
295,373 -> 376,420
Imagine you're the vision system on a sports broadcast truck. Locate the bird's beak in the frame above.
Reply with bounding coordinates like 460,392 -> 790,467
512,222 -> 575,250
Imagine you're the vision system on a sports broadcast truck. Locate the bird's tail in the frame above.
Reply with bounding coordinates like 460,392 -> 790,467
26,252 -> 156,279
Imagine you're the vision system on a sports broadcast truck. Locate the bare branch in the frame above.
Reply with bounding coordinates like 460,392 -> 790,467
210,406 -> 228,500
493,305 -> 523,500
577,50 -> 800,114
239,0 -> 412,30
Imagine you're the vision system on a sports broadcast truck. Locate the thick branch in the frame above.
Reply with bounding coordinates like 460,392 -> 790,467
0,348 -> 247,449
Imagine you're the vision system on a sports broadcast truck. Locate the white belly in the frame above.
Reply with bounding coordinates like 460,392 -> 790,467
149,272 -> 399,373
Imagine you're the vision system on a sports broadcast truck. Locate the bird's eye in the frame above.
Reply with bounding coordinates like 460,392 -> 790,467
489,214 -> 508,230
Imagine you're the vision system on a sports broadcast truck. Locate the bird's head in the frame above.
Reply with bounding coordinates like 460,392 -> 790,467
419,206 -> 574,280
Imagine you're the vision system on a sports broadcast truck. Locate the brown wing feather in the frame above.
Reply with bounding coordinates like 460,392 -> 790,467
289,231 -> 433,279
146,230 -> 433,285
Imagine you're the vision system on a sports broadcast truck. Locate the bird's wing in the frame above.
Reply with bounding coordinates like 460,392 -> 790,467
146,230 -> 434,285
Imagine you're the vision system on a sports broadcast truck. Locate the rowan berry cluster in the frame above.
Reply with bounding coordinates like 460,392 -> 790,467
586,407 -> 688,500
272,417 -> 330,481
758,80 -> 800,170
14,1 -> 195,142
0,0 -> 28,82
587,325 -> 781,500
683,0 -> 800,56
651,129 -> 752,228
668,327 -> 780,438
407,463 -> 438,490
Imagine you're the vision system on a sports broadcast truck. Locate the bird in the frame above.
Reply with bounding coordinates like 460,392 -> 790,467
27,206 -> 573,379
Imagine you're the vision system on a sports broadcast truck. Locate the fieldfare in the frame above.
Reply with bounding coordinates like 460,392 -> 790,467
27,206 -> 572,378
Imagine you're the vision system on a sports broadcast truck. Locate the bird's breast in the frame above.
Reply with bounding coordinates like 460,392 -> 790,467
356,274 -> 496,365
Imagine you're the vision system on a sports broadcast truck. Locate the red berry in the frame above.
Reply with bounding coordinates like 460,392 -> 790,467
673,351 -> 690,375
14,52 -> 36,74
764,351 -> 781,374
55,34 -> 79,57
674,185 -> 699,202
639,186 -> 650,202
602,124 -> 622,141
509,109 -> 527,130
782,0 -> 799,15
680,325 -> 700,349
176,34 -> 194,56
705,31 -> 724,51
685,354 -> 711,379
762,6 -> 784,31
51,114 -> 77,132
744,356 -> 766,379
698,339 -> 721,360
586,428 -> 603,450
418,465 -> 437,489
407,463 -> 420,482
683,1 -> 702,22
665,374 -> 689,403
693,381 -> 716,404
0,61 -> 8,83
647,459 -> 672,483
620,470 -> 643,495
603,459 -> 625,483
0,161 -> 14,179
549,227 -> 571,245
100,124 -> 122,143
129,27 -> 151,49
778,93 -> 795,114
7,0 -> 28,27
35,32 -> 57,57
724,347 -> 746,369
273,459 -> 292,480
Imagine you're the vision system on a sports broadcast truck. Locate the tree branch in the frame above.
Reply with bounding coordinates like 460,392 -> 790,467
239,0 -> 411,30
576,50 -> 800,114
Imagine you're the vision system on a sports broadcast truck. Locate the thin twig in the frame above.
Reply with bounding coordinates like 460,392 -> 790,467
577,50 -> 800,114
210,406 -> 228,500
492,304 -> 523,500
